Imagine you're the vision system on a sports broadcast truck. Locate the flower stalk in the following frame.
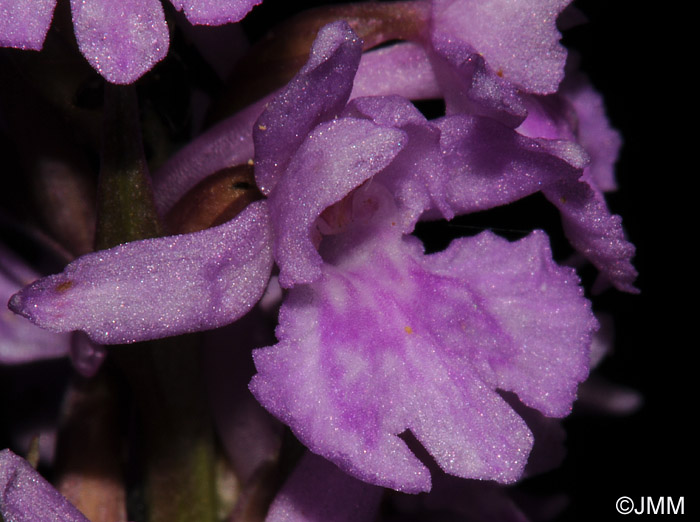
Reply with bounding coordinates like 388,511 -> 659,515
94,84 -> 162,250
93,83 -> 218,522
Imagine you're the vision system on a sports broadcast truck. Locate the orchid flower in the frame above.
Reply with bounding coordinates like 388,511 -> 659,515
0,0 -> 261,83
3,1 -> 638,519
357,0 -> 637,292
11,20 -> 602,493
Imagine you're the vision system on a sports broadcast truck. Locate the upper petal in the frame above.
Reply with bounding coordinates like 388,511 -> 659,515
9,201 -> 273,344
516,71 -> 623,193
170,0 -> 260,25
253,21 -> 363,195
0,0 -> 56,50
561,71 -> 622,192
431,0 -> 571,94
437,114 -> 585,214
70,0 -> 169,84
438,114 -> 636,292
351,42 -> 441,101
428,31 -> 527,127
268,117 -> 406,288
1,449 -> 90,522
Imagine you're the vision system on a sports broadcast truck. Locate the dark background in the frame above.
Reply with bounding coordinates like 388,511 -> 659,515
552,1 -> 691,520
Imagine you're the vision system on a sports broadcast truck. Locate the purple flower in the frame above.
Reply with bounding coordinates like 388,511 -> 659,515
0,0 -> 261,83
352,0 -> 637,292
8,12 -> 628,500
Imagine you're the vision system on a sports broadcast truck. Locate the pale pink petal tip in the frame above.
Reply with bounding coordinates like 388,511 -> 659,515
0,0 -> 56,50
1,245 -> 71,365
70,0 -> 169,84
170,0 -> 261,25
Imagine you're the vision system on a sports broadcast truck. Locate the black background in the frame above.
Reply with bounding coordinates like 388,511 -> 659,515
552,1 -> 691,520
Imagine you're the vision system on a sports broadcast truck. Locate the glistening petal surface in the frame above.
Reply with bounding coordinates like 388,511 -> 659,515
544,180 -> 638,293
253,21 -> 362,195
70,0 -> 169,84
251,192 -> 595,491
268,117 -> 406,288
1,449 -> 90,522
170,0 -> 261,25
0,0 -> 56,50
437,115 -> 584,214
428,32 -> 526,127
343,95 -> 452,227
9,202 -> 273,344
432,0 -> 571,94
562,72 -> 622,192
351,42 -> 441,100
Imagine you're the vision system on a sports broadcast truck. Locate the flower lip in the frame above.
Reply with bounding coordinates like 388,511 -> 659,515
251,185 -> 596,491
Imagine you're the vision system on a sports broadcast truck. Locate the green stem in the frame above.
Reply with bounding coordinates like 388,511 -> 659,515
116,339 -> 218,522
95,83 -> 162,250
95,83 -> 218,522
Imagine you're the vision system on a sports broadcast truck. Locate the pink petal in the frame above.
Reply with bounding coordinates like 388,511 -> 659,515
1,449 -> 90,522
351,42 -> 441,100
70,0 -> 169,84
1,245 -> 71,364
9,202 -> 273,344
562,71 -> 622,192
428,31 -> 527,127
517,72 -> 622,193
432,0 -> 571,94
343,95 -> 453,227
544,180 -> 638,293
437,114 -> 584,214
253,21 -> 362,195
424,230 -> 595,416
268,117 -> 406,288
170,0 -> 260,25
0,0 -> 56,50
439,114 -> 637,293
266,452 -> 383,522
251,189 -> 595,491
